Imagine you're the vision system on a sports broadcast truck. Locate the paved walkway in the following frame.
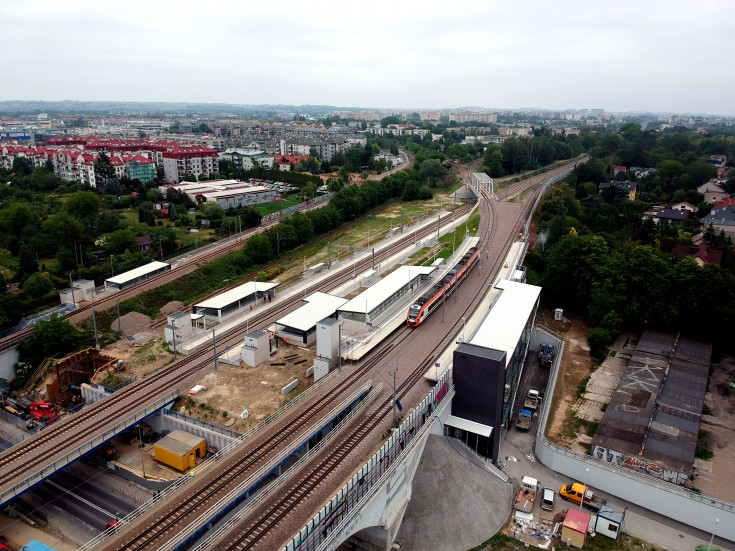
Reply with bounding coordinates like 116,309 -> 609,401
394,434 -> 512,551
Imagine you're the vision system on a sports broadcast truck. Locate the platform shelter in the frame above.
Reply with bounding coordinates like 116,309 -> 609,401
337,266 -> 435,329
104,261 -> 170,291
192,281 -> 279,321
274,292 -> 347,345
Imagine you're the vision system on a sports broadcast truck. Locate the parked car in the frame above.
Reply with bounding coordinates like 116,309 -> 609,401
540,487 -> 555,510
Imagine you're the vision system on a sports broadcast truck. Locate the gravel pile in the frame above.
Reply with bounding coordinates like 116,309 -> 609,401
160,300 -> 185,315
110,311 -> 151,336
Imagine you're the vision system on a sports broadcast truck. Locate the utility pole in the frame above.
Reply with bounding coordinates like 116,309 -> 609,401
401,211 -> 404,233
138,425 -> 146,479
338,323 -> 342,373
110,255 -> 114,276
391,368 -> 397,428
92,307 -> 100,349
212,328 -> 218,370
327,241 -> 331,268
116,299 -> 122,338
159,236 -> 163,262
442,287 -> 445,323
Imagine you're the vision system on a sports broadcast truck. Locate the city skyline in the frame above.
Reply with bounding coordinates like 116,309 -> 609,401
1,0 -> 734,116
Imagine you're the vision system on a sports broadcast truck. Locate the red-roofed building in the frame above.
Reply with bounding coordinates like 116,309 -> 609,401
161,143 -> 219,184
613,165 -> 627,175
714,197 -> 735,209
672,244 -> 723,266
561,508 -> 591,548
270,154 -> 309,171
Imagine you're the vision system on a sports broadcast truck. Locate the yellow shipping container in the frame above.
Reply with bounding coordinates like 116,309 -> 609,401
153,430 -> 206,472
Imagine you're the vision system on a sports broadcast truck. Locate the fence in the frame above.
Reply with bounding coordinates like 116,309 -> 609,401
534,338 -> 735,541
284,371 -> 454,551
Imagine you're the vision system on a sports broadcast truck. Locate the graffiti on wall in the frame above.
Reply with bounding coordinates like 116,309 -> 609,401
592,445 -> 689,485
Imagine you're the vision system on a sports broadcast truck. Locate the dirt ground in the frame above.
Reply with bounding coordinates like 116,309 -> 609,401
93,333 -> 173,385
172,340 -> 316,433
538,309 -> 594,453
694,355 -> 735,503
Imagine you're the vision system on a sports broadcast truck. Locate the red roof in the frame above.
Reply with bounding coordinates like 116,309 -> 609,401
270,154 -> 309,165
672,244 -> 723,266
714,198 -> 735,209
563,508 -> 591,533
161,143 -> 218,159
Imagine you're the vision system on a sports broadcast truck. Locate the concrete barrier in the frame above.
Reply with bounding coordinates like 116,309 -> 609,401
282,379 -> 298,395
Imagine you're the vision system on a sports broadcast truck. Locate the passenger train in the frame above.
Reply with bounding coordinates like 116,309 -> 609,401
407,246 -> 480,326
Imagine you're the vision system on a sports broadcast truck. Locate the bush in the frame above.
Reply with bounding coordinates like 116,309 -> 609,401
587,327 -> 611,362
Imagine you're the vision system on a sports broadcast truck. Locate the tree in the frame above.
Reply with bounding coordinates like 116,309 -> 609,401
18,315 -> 89,372
418,159 -> 448,186
11,157 -> 33,176
45,159 -> 55,173
501,137 -> 528,174
22,272 -> 53,299
106,229 -> 138,254
94,152 -> 116,188
167,202 -> 178,221
484,148 -> 505,177
0,202 -> 40,238
17,242 -> 38,282
103,178 -> 125,196
242,233 -> 271,264
64,191 -> 102,233
41,212 -> 84,248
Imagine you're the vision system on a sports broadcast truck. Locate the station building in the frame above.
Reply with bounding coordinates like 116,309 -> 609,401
337,266 -> 436,331
192,281 -> 279,321
449,279 -> 541,462
274,292 -> 347,345
104,261 -> 171,291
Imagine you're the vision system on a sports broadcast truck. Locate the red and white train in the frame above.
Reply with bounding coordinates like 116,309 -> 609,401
406,246 -> 480,326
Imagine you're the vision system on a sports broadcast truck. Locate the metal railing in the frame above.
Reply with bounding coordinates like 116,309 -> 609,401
179,381 -> 381,551
0,389 -> 179,506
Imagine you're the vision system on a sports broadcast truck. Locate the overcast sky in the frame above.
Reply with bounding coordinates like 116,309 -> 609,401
2,0 -> 733,115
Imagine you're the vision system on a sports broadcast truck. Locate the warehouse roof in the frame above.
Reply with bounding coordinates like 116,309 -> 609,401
275,292 -> 348,332
194,281 -> 279,311
470,279 -> 541,369
591,330 -> 711,474
155,430 -> 204,456
105,261 -> 169,286
339,266 -> 435,314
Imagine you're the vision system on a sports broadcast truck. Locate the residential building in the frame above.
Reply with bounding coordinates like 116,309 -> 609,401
221,148 -> 274,171
598,181 -> 637,201
123,155 -> 155,183
670,201 -> 697,213
698,181 -> 729,204
449,112 -> 498,123
700,207 -> 735,239
672,245 -> 722,267
649,207 -> 687,225
161,143 -> 219,184
270,155 -> 309,171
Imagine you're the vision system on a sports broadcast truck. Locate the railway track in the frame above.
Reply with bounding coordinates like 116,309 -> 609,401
0,203 -> 476,504
217,190 -> 502,551
102,159 -> 575,550
216,162 -> 563,551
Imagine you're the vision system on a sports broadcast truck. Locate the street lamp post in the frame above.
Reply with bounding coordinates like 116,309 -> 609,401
110,255 -> 114,276
707,517 -> 720,551
579,467 -> 590,511
461,317 -> 467,342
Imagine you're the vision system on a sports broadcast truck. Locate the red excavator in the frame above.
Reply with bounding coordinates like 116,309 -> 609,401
29,400 -> 58,423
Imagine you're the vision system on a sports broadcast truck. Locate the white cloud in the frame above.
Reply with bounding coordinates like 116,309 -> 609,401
0,0 -> 733,114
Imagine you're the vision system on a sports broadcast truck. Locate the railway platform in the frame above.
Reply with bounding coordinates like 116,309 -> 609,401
425,239 -> 528,381
176,206 -> 474,360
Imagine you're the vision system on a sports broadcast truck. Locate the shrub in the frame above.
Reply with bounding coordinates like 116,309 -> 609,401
586,327 -> 611,362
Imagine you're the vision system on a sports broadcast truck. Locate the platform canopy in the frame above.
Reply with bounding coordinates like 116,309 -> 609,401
105,261 -> 169,287
275,292 -> 348,332
339,265 -> 435,315
469,279 -> 541,368
194,281 -> 279,311
444,414 -> 493,438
